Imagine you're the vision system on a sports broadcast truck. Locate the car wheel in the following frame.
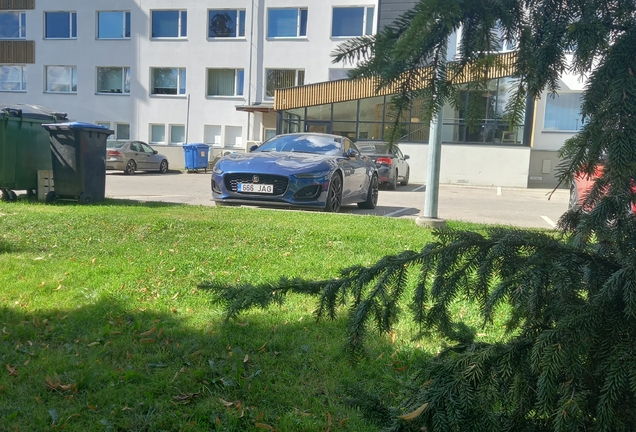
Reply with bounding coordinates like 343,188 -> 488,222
159,159 -> 169,174
358,174 -> 379,209
124,160 -> 136,175
568,183 -> 580,211
45,191 -> 56,203
387,170 -> 397,190
325,174 -> 343,213
400,167 -> 410,186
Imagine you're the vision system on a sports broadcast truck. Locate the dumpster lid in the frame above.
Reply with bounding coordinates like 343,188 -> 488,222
42,122 -> 114,134
1,104 -> 68,121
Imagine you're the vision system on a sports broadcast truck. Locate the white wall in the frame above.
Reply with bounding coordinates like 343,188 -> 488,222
399,143 -> 532,188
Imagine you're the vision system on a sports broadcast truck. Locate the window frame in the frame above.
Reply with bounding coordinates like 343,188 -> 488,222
0,11 -> 26,39
0,65 -> 27,92
151,9 -> 187,39
543,91 -> 585,132
207,9 -> 246,38
115,123 -> 130,140
45,65 -> 77,93
44,11 -> 77,39
169,124 -> 186,145
96,66 -> 131,95
264,69 -> 305,98
267,8 -> 308,39
206,68 -> 244,97
150,67 -> 186,96
97,11 -> 131,39
150,124 -> 166,144
331,6 -> 374,38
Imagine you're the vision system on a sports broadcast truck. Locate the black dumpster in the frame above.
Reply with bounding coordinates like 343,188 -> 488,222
0,105 -> 67,201
41,122 -> 114,204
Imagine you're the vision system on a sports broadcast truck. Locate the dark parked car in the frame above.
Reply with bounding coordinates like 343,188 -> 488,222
357,143 -> 410,189
106,141 -> 169,175
211,133 -> 379,212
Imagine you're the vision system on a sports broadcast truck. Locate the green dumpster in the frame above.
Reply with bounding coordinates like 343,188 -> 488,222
0,104 -> 68,201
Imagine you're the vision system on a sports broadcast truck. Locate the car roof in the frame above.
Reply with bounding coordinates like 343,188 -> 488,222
278,132 -> 345,141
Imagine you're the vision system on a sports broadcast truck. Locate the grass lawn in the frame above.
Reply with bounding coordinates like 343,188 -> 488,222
0,200 -> 502,431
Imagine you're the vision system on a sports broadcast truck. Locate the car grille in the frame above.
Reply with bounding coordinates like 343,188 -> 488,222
225,173 -> 288,196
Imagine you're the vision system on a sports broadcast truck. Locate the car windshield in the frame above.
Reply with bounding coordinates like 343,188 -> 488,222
358,143 -> 391,155
107,141 -> 125,149
254,134 -> 343,156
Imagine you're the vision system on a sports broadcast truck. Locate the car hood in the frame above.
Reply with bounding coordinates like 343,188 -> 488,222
216,152 -> 339,174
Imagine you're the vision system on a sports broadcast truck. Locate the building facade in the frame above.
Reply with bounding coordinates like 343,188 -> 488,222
0,0 -> 584,188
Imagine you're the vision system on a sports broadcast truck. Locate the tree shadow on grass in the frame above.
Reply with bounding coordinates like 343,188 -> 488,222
0,297 -> 416,431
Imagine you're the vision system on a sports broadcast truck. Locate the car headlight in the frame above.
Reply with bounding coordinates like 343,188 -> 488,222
212,165 -> 224,175
294,170 -> 331,179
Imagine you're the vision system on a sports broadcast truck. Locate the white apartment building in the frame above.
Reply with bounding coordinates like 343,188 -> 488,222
0,0 -> 584,188
0,0 -> 379,162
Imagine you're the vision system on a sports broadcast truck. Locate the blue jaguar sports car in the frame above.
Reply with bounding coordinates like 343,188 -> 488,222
211,133 -> 379,212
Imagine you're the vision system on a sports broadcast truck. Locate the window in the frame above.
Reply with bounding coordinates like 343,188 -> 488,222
225,126 -> 243,147
332,7 -> 374,37
328,69 -> 351,81
98,11 -> 131,39
116,123 -> 130,140
208,10 -> 246,38
544,92 -> 584,131
0,11 -> 26,39
150,124 -> 166,143
0,65 -> 26,91
45,11 -> 77,39
151,10 -> 187,38
265,69 -> 304,97
267,8 -> 307,38
264,128 -> 276,141
207,69 -> 244,97
204,125 -> 222,147
170,125 -> 185,144
46,66 -> 77,93
151,68 -> 186,95
97,67 -> 130,94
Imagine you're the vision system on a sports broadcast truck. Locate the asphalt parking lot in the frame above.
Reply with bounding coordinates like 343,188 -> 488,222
105,170 -> 570,229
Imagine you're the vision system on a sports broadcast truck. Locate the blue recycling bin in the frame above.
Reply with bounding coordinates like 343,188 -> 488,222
183,143 -> 210,173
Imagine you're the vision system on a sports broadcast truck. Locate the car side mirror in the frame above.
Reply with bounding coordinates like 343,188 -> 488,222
249,145 -> 259,152
153,150 -> 158,154
404,155 -> 410,160
346,148 -> 359,158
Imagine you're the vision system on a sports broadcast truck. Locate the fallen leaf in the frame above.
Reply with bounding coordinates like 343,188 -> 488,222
91,258 -> 97,264
237,322 -> 249,327
255,423 -> 276,431
6,364 -> 18,376
139,338 -> 154,344
259,342 -> 268,353
171,292 -> 179,300
87,342 -> 100,347
167,267 -> 176,272
339,418 -> 348,427
173,393 -> 199,404
54,285 -> 62,291
326,412 -> 332,432
219,398 -> 234,407
243,354 -> 249,363
282,252 -> 291,257
397,402 -> 429,421
140,327 -> 156,337
2,327 -> 9,335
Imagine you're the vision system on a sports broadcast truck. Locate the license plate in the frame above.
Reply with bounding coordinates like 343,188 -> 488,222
238,183 -> 274,193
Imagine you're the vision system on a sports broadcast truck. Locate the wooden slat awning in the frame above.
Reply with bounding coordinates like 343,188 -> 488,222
0,40 -> 35,63
274,51 -> 517,110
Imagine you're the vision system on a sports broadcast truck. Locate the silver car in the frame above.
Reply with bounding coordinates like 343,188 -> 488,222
106,141 -> 169,175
